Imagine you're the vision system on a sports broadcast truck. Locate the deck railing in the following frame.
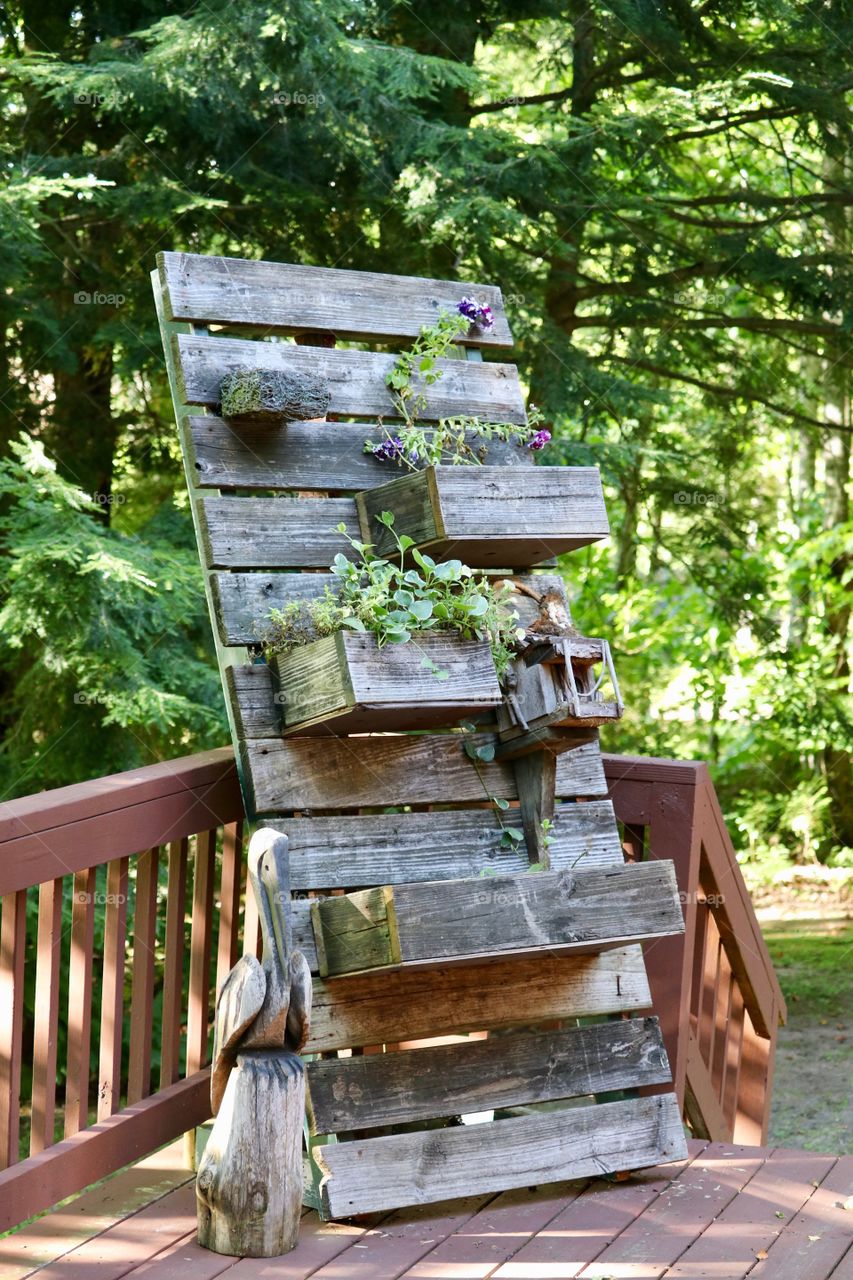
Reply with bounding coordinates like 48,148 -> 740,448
603,753 -> 786,1147
0,746 -> 784,1232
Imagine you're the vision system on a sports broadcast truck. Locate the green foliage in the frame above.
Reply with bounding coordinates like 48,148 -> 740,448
0,437 -> 225,793
265,512 -> 523,677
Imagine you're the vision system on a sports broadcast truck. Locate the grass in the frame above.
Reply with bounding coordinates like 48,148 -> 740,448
761,913 -> 853,1152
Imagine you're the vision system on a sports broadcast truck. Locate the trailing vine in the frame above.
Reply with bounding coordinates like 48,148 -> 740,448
364,300 -> 550,468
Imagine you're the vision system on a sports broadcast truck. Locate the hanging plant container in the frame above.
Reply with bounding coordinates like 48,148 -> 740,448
269,630 -> 502,736
356,465 -> 610,569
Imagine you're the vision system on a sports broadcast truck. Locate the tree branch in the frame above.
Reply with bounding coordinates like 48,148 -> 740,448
607,355 -> 853,433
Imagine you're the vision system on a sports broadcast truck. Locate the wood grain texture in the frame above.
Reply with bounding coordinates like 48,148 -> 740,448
316,1092 -> 686,1217
188,416 -> 531,492
240,730 -> 607,813
199,496 -> 359,569
271,631 -> 502,735
359,465 -> 610,567
270,799 -> 624,889
304,945 -> 652,1052
175,335 -> 527,423
196,1050 -> 304,1257
310,861 -> 684,977
159,251 -> 514,345
307,1016 -> 672,1132
212,571 -> 570,650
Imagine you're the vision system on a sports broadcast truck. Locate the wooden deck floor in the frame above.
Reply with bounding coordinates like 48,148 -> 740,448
3,1138 -> 853,1280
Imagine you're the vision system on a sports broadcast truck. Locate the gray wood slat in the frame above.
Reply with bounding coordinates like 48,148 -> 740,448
309,861 -> 684,976
158,251 -> 513,345
304,944 -> 652,1054
212,570 -> 570,646
199,496 -> 359,569
188,416 -> 532,491
307,1016 -> 672,1132
316,1093 -> 687,1217
273,799 -> 624,889
174,335 -> 527,423
240,731 -> 607,813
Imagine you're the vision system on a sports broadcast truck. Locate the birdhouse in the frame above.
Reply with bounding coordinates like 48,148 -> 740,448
498,632 -> 624,751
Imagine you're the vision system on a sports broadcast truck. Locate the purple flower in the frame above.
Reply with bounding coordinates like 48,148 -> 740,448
457,296 -> 494,332
527,429 -> 551,451
372,436 -> 406,461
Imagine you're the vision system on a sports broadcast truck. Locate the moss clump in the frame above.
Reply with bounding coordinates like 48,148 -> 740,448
219,366 -> 331,423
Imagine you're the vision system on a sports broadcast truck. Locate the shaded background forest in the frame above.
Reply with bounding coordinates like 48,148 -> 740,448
2,0 -> 853,877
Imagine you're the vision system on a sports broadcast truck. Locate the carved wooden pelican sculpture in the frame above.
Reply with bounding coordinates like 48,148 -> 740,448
196,828 -> 312,1259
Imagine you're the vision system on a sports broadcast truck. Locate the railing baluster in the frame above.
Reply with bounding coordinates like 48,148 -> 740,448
97,858 -> 129,1121
0,890 -> 27,1168
186,829 -> 216,1076
698,908 -> 721,1067
65,868 -> 96,1137
710,944 -> 734,1099
216,821 -> 243,1000
160,838 -> 188,1087
128,849 -> 160,1104
722,981 -> 745,1131
30,878 -> 64,1154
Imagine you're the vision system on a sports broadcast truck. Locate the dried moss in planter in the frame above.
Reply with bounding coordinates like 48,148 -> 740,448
219,366 -> 331,424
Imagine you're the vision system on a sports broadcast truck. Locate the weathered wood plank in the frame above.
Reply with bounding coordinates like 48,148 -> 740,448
358,465 -> 610,567
174,335 -> 527,424
199,497 -> 359,570
241,731 -> 607,813
304,945 -> 652,1053
271,799 -> 624,889
188,416 -> 531,491
271,631 -> 502,736
213,570 -> 570,647
197,1051 -> 305,1257
316,1092 -> 686,1217
311,861 -> 684,977
159,251 -> 513,345
307,1016 -> 672,1132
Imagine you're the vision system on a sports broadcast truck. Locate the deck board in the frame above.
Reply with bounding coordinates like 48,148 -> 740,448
6,1138 -> 853,1280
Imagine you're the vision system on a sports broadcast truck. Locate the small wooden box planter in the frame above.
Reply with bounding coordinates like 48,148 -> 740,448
356,465 -> 610,568
310,860 -> 684,978
498,635 -> 623,753
269,630 -> 502,736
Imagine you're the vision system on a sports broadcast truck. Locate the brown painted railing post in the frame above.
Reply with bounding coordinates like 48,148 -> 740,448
31,878 -> 63,1155
0,890 -> 27,1168
65,867 -> 96,1137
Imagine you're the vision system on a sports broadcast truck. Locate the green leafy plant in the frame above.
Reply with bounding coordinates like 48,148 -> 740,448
364,309 -> 550,467
264,511 -> 524,677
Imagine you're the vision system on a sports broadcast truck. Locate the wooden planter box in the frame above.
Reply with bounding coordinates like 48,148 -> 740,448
310,861 -> 683,977
356,465 -> 609,568
269,630 -> 502,736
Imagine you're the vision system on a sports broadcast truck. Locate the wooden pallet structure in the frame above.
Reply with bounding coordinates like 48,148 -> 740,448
153,252 -> 689,1230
